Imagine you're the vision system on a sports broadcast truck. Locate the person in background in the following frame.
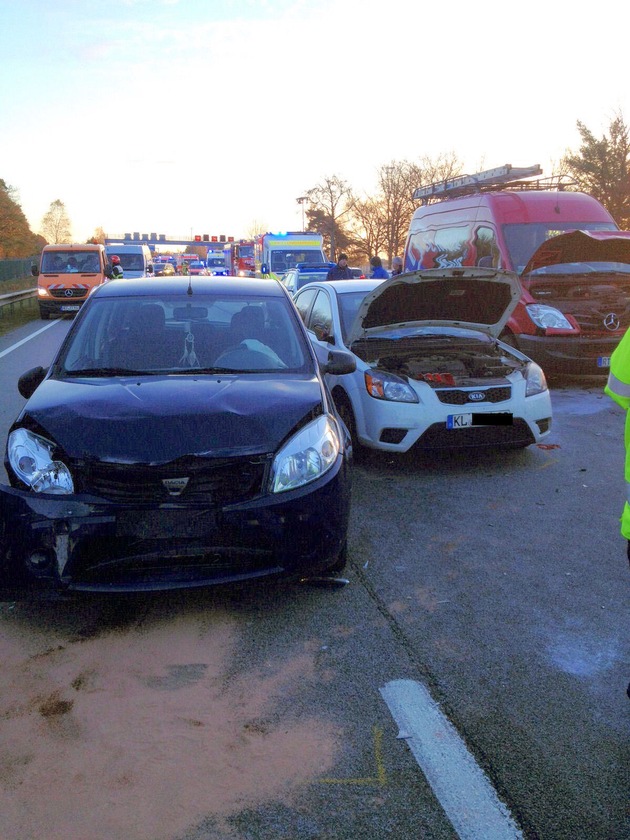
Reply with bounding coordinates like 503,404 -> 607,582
66,256 -> 79,272
391,256 -> 404,276
327,253 -> 352,281
110,255 -> 124,279
603,330 -> 630,698
370,256 -> 389,279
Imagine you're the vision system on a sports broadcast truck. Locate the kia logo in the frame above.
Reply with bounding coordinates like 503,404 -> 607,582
603,312 -> 620,331
469,392 -> 485,402
162,477 -> 189,496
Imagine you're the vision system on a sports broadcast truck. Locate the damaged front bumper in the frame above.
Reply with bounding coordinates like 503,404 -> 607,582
0,461 -> 351,592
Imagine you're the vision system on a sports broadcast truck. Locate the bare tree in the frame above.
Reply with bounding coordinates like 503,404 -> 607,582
40,199 -> 72,244
346,196 -> 389,264
245,219 -> 268,239
87,226 -> 106,245
306,175 -> 354,260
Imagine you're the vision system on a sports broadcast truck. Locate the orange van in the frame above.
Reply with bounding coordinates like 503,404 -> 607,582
32,243 -> 111,320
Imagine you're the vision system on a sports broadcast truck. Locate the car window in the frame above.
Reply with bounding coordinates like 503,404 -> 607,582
309,290 -> 333,341
293,287 -> 318,323
58,294 -> 311,375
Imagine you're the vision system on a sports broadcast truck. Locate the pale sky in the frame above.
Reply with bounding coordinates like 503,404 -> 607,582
2,0 -> 629,244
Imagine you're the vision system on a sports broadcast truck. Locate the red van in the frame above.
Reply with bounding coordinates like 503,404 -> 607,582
403,165 -> 627,375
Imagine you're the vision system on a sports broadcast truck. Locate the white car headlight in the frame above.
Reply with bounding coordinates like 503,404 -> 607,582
271,415 -> 341,493
526,304 -> 574,331
364,369 -> 419,403
524,362 -> 548,396
7,428 -> 74,494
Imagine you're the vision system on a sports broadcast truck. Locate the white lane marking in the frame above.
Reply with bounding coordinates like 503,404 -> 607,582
0,320 -> 60,359
380,679 -> 523,840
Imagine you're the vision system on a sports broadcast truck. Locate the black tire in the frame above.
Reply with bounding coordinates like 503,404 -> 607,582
325,540 -> 348,575
334,391 -> 362,457
39,309 -> 50,321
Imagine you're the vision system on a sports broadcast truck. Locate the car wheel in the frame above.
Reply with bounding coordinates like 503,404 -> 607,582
39,309 -> 49,320
325,540 -> 348,574
334,391 -> 362,457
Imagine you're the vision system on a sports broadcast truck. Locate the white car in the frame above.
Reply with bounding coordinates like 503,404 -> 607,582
292,268 -> 553,452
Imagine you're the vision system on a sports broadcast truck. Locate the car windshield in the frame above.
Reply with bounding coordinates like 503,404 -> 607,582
502,222 -> 618,273
207,257 -> 225,267
270,250 -> 326,273
58,294 -> 310,375
41,251 -> 100,273
337,290 -> 375,343
297,271 -> 329,289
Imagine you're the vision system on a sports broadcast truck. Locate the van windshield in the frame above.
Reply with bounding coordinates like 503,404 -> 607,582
502,223 -> 618,273
41,251 -> 100,273
111,254 -> 145,271
270,250 -> 326,273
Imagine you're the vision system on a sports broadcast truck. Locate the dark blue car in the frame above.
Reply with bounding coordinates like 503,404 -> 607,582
1,277 -> 355,592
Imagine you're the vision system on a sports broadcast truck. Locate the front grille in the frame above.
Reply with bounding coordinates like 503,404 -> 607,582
435,386 -> 512,406
77,454 -> 270,504
414,419 -> 534,450
50,288 -> 87,299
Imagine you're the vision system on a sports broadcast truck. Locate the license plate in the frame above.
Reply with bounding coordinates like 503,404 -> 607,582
597,356 -> 611,368
447,412 -> 513,429
60,304 -> 80,312
116,509 -> 215,538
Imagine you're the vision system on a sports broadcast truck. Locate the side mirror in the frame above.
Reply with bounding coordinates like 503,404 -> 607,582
104,262 -> 114,279
147,264 -> 154,274
31,264 -> 39,277
321,350 -> 356,376
261,263 -> 269,275
18,366 -> 47,399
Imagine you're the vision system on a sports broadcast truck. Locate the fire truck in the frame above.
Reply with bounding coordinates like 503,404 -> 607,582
254,232 -> 326,279
224,239 -> 255,276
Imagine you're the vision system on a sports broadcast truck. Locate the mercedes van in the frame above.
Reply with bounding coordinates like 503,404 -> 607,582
33,243 -> 110,320
403,165 -> 624,375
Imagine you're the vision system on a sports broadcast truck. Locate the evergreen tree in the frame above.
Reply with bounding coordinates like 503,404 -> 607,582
562,113 -> 630,227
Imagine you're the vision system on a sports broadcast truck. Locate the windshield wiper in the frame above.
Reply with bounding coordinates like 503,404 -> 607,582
64,367 -> 156,377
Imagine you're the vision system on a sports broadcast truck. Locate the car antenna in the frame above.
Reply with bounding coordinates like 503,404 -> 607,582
187,274 -> 193,295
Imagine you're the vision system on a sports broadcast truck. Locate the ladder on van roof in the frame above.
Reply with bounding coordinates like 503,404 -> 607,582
412,164 -> 547,203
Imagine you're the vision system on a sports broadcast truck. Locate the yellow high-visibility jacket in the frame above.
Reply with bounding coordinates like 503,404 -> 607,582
605,327 -> 630,538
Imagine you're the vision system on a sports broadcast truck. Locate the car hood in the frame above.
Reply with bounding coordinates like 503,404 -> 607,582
17,375 -> 324,464
346,268 -> 522,344
522,229 -> 630,274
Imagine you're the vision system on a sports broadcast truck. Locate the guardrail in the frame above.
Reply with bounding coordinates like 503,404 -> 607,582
0,288 -> 37,314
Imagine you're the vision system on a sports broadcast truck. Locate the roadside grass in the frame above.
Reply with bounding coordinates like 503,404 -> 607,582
0,277 -> 39,338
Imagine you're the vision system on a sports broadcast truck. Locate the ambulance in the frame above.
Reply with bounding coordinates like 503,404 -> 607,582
254,232 -> 326,279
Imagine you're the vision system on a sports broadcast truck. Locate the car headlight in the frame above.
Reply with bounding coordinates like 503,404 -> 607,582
526,304 -> 574,330
524,362 -> 548,396
271,415 -> 341,493
364,369 -> 419,403
7,428 -> 74,494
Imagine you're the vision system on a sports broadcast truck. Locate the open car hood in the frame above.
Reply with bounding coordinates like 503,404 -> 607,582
522,229 -> 630,275
346,268 -> 522,344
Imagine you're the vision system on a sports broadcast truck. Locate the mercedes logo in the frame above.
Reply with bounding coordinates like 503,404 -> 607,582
603,312 -> 620,331
64,288 -> 74,297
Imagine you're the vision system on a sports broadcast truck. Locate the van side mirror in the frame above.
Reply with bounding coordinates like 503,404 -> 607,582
31,264 -> 38,277
104,262 -> 114,279
261,263 -> 269,275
